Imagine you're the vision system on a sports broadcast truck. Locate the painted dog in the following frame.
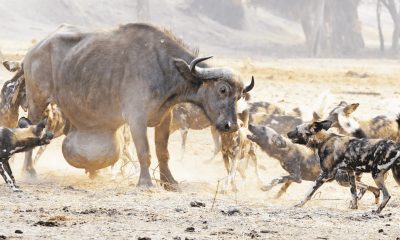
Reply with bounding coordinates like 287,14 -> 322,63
0,117 -> 53,192
247,124 -> 380,200
287,120 -> 400,213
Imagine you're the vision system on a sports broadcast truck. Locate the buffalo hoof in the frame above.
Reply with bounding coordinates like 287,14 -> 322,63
22,168 -> 37,180
137,177 -> 154,188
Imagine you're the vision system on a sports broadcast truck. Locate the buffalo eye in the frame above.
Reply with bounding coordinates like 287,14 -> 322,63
219,85 -> 228,96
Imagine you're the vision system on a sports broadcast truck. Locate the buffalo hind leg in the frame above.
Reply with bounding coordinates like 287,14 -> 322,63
128,116 -> 153,188
23,102 -> 49,178
155,113 -> 179,191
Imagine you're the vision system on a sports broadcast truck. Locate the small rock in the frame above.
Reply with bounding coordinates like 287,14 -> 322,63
137,237 -> 151,240
260,230 -> 278,234
175,208 -> 185,213
221,208 -> 240,216
0,235 -> 6,239
185,227 -> 195,232
33,221 -> 59,227
246,230 -> 260,239
14,230 -> 23,234
378,229 -> 384,233
173,237 -> 181,240
190,201 -> 205,208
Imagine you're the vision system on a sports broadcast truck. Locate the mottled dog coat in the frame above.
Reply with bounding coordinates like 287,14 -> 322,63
220,121 -> 259,192
325,101 -> 400,185
287,120 -> 400,213
247,124 -> 380,200
249,101 -> 302,135
0,117 -> 53,191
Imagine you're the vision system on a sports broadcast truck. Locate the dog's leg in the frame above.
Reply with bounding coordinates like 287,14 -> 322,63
0,162 -> 21,192
276,181 -> 293,199
261,175 -> 301,192
179,128 -> 188,161
295,172 -> 328,207
229,157 -> 239,192
348,170 -> 358,209
33,146 -> 46,166
249,145 -> 262,186
221,154 -> 231,194
373,172 -> 391,214
355,181 -> 380,204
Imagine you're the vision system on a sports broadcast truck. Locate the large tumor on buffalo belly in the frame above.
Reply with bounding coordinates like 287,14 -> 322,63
62,128 -> 123,172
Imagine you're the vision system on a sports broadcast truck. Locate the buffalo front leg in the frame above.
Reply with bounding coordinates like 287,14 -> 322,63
155,113 -> 179,191
128,117 -> 153,188
23,102 -> 48,178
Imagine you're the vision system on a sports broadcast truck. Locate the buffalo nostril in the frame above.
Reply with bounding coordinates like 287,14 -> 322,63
224,122 -> 231,131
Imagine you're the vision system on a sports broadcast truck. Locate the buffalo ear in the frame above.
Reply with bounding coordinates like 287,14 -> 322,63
343,103 -> 359,115
18,117 -> 32,128
174,58 -> 196,83
311,120 -> 332,133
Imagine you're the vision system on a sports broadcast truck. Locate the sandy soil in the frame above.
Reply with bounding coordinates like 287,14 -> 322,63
0,58 -> 400,239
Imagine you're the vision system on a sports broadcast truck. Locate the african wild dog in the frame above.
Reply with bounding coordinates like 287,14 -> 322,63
247,124 -> 380,200
323,101 -> 400,186
169,103 -> 220,162
1,61 -> 27,127
220,120 -> 260,193
32,103 -> 70,165
324,101 -> 400,140
287,120 -> 400,213
249,101 -> 303,135
0,117 -> 53,192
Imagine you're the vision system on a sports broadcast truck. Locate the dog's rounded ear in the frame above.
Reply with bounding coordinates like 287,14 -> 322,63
272,135 -> 287,148
312,112 -> 321,121
311,120 -> 332,133
343,103 -> 359,116
18,117 -> 32,128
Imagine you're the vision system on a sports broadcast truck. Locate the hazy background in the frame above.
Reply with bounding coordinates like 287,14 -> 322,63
0,0 -> 399,59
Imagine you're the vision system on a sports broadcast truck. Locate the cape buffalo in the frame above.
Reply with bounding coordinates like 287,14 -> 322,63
22,23 -> 254,190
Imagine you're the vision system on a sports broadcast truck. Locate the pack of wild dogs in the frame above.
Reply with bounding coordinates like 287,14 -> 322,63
1,24 -> 400,215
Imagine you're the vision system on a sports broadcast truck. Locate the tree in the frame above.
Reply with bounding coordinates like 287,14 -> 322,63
377,0 -> 400,53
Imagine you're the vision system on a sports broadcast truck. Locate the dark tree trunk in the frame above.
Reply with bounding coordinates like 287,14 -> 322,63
377,0 -> 385,51
381,0 -> 400,53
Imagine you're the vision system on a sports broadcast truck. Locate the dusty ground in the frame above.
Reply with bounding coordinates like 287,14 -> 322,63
0,57 -> 400,239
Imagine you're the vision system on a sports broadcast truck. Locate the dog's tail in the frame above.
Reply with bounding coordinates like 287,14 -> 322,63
392,164 -> 400,186
392,114 -> 400,186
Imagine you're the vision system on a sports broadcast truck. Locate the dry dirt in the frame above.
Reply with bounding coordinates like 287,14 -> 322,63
0,57 -> 400,240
